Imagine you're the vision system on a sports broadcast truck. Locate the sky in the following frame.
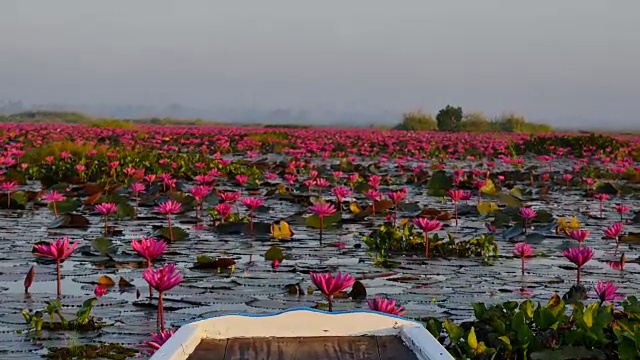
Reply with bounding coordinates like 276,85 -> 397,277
1,0 -> 639,126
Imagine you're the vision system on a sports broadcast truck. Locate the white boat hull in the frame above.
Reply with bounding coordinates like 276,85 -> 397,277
150,307 -> 453,360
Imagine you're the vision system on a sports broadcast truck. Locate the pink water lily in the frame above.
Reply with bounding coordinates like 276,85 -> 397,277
241,196 -> 264,235
309,201 -> 337,239
132,237 -> 168,298
309,272 -> 355,312
94,284 -> 108,298
563,246 -> 594,285
568,229 -> 590,247
367,297 -> 406,316
143,263 -> 183,330
513,242 -> 534,276
157,200 -> 183,241
594,280 -> 621,303
518,207 -> 537,232
33,237 -> 79,297
143,329 -> 176,353
604,222 -> 624,250
95,202 -> 118,235
448,189 -> 464,226
413,218 -> 443,258
42,190 -> 66,217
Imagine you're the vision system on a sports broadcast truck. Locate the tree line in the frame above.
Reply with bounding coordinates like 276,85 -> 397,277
393,105 -> 553,133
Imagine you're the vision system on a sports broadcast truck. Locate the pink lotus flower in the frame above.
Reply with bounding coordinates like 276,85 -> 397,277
346,173 -> 359,193
33,237 -> 79,297
189,185 -> 212,219
562,173 -> 573,187
609,253 -> 626,271
413,218 -> 443,258
130,182 -> 146,216
309,201 -> 337,238
42,190 -> 65,217
284,174 -> 297,191
157,200 -> 183,241
24,266 -> 35,294
583,177 -> 595,189
132,237 -> 167,263
272,258 -> 280,269
95,202 -> 118,235
1,181 -> 18,207
235,174 -> 248,187
331,186 -> 350,216
513,242 -> 534,276
215,202 -> 232,223
448,189 -> 464,226
368,175 -> 382,189
365,189 -> 382,216
594,280 -> 621,303
367,297 -> 406,316
143,329 -> 175,353
518,207 -> 537,232
241,196 -> 264,235
593,193 -> 609,217
604,222 -> 624,250
614,204 -> 628,221
310,272 -> 355,312
264,172 -> 278,181
563,246 -> 594,285
94,284 -> 108,298
219,191 -> 242,212
568,229 -> 590,246
143,263 -> 183,330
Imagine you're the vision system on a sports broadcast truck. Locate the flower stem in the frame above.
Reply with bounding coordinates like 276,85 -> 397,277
249,211 -> 254,235
56,260 -> 61,298
168,214 -> 173,241
328,295 -> 333,312
158,292 -> 164,330
454,203 -> 458,226
147,260 -> 153,299
577,266 -> 581,285
425,232 -> 429,258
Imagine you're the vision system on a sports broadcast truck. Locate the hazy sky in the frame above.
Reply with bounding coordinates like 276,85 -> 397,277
1,0 -> 639,124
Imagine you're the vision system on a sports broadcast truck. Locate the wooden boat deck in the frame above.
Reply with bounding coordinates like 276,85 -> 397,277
187,336 -> 419,360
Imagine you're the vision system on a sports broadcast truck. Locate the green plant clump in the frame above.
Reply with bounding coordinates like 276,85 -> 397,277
425,294 -> 640,359
363,222 -> 499,264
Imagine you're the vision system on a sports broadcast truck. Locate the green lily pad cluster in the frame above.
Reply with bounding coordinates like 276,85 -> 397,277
363,222 -> 499,264
426,294 -> 640,359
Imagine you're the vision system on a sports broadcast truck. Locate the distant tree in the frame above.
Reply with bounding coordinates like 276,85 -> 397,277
393,110 -> 438,131
436,105 -> 463,131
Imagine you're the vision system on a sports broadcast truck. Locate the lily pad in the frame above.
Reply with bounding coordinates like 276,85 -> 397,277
51,198 -> 81,214
524,232 -> 546,244
264,246 -> 285,262
503,226 -> 525,240
152,226 -> 189,241
306,211 -> 341,229
91,237 -> 118,257
426,170 -> 452,196
48,214 -> 90,229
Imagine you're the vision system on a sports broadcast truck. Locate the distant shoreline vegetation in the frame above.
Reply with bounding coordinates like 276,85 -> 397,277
393,106 -> 554,134
0,107 -> 606,134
